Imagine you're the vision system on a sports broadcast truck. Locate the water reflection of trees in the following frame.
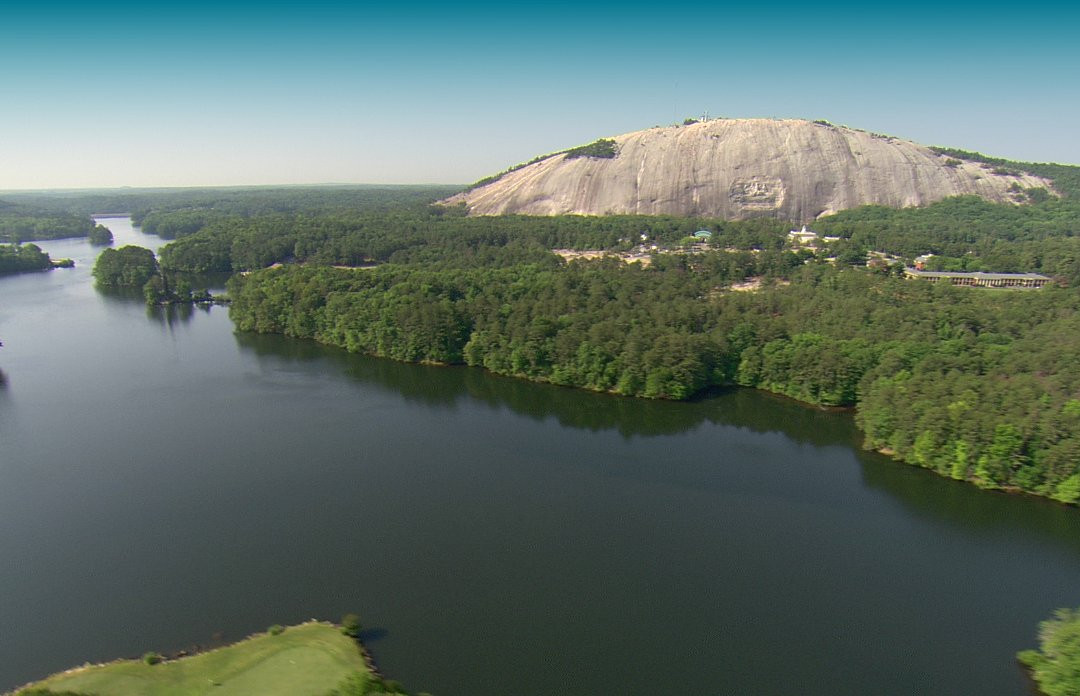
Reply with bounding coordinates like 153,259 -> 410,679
857,451 -> 1080,554
233,330 -> 1080,556
146,302 -> 206,327
232,331 -> 863,448
95,285 -> 145,304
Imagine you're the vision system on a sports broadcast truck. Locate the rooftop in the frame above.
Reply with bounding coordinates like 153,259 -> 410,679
904,269 -> 1051,281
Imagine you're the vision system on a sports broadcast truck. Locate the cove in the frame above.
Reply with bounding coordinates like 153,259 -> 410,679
1,218 -> 1079,695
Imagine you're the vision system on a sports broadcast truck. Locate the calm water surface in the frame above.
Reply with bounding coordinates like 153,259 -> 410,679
1,218 -> 1079,695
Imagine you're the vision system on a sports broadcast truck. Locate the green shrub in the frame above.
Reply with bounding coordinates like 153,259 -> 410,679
88,225 -> 113,245
563,138 -> 617,160
142,651 -> 163,665
340,613 -> 362,637
322,672 -> 370,696
93,245 -> 159,287
1018,606 -> 1080,695
267,623 -> 285,635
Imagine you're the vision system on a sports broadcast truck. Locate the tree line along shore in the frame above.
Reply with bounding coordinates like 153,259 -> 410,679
5,163 -> 1080,693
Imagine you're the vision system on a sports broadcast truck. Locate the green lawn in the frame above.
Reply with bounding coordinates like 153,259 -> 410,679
22,622 -> 370,696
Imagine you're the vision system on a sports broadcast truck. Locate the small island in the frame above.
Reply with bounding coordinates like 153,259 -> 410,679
92,245 -> 222,306
0,243 -> 73,276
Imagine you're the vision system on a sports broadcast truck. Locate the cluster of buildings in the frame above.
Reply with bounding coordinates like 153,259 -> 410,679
902,268 -> 1051,288
557,226 -> 1053,289
907,253 -> 1051,288
794,232 -> 1053,289
787,225 -> 840,246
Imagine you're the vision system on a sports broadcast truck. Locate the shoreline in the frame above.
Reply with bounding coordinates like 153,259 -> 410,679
238,323 -> 1079,511
6,620 -> 379,696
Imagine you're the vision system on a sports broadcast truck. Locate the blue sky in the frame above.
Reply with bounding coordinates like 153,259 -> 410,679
1,1 -> 1077,189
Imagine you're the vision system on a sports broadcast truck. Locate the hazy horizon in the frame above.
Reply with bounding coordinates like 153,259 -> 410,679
3,1 -> 1078,190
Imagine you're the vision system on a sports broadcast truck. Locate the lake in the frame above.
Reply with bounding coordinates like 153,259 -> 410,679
1,217 -> 1078,695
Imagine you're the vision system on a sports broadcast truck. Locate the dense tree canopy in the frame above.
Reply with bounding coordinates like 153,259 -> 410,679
227,257 -> 1080,504
87,224 -> 113,245
40,153 -> 1074,506
0,208 -> 102,243
0,243 -> 53,275
1019,607 -> 1080,696
92,245 -> 159,287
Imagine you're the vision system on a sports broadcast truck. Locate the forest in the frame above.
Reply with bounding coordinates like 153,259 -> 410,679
1019,606 -> 1080,696
0,205 -> 110,244
9,152 -> 1080,507
0,243 -> 57,275
213,152 -> 1080,506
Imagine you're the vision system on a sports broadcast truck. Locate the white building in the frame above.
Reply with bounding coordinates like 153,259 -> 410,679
787,225 -> 819,246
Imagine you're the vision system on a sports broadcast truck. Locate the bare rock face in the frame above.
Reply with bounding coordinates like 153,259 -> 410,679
444,119 -> 1053,221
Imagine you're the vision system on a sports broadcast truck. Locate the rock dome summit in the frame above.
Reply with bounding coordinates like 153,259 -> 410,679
444,118 -> 1053,221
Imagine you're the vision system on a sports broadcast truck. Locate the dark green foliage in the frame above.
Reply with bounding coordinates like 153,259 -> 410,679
0,243 -> 53,275
464,153 -> 560,192
562,138 -> 617,160
812,194 -> 1080,286
323,672 -> 372,695
230,262 -> 1080,504
464,138 -> 618,192
134,158 -> 1080,506
142,651 -> 163,665
158,211 -> 788,274
0,185 -> 460,221
0,207 -> 102,243
323,672 -> 412,696
87,224 -> 113,245
340,613 -> 362,638
142,272 -> 212,306
268,624 -> 286,635
139,210 -> 213,239
928,146 -> 1080,197
92,246 -> 159,287
1018,607 -> 1080,696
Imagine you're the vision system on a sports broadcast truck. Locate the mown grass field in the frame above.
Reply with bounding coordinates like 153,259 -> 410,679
20,622 -> 369,696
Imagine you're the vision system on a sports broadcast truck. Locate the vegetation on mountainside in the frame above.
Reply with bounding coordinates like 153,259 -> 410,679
464,153 -> 562,193
464,137 -> 618,192
1018,607 -> 1080,696
928,146 -> 1080,198
562,138 -> 617,160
